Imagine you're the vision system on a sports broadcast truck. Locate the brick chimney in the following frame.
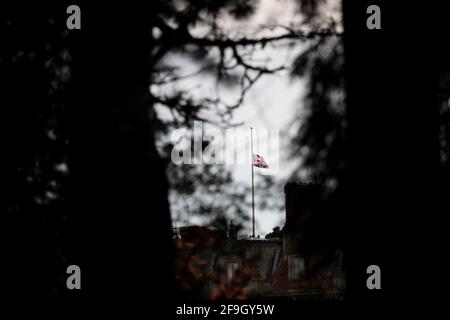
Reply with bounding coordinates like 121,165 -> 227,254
284,181 -> 321,231
283,181 -> 321,256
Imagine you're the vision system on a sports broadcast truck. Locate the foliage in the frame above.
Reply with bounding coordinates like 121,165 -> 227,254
265,226 -> 281,239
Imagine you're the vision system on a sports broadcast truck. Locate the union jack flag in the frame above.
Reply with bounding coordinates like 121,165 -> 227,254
252,154 -> 269,168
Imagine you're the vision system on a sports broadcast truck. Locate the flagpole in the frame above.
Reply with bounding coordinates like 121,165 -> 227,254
250,127 -> 255,238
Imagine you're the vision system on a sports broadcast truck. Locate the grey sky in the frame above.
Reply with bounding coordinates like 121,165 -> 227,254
158,0 -> 341,236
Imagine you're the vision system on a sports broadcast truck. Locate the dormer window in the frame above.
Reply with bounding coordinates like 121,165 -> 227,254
288,255 -> 305,279
226,262 -> 240,281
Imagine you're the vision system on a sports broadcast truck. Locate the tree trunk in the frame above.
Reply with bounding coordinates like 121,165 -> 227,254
343,1 -> 446,300
67,3 -> 175,309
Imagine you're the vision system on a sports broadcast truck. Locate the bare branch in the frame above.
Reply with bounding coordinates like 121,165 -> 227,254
183,29 -> 340,49
151,15 -> 341,128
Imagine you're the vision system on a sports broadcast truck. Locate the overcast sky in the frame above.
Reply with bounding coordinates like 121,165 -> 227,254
159,0 -> 341,236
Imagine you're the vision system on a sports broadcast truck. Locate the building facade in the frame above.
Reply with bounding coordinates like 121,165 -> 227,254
173,182 -> 345,299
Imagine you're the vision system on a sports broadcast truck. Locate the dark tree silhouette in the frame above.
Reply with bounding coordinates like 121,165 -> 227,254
341,1 -> 450,300
2,1 -> 75,303
2,0 -> 311,308
265,226 -> 281,239
5,0 -> 448,309
291,0 -> 450,300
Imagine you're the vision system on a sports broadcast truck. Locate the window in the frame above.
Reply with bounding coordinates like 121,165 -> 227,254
288,255 -> 305,279
226,262 -> 240,281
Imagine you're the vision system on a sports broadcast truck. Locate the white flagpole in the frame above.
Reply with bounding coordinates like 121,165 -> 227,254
250,127 -> 255,238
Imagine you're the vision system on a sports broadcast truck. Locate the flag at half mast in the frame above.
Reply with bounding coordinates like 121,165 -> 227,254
252,154 -> 269,169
